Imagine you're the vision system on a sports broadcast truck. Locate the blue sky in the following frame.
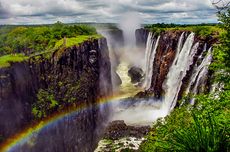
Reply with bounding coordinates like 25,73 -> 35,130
0,0 -> 218,24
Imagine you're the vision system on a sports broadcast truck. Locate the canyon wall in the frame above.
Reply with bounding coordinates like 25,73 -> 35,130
0,38 -> 112,151
136,29 -> 217,103
98,29 -> 124,89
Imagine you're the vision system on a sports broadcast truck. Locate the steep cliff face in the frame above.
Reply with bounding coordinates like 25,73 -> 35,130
0,63 -> 36,139
148,31 -> 182,98
98,29 -> 125,91
98,28 -> 124,67
0,38 -> 112,151
135,28 -> 149,48
136,28 -> 217,100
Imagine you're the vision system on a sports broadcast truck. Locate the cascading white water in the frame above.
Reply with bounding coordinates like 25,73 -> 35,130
186,47 -> 212,95
162,32 -> 199,112
110,31 -> 213,126
142,32 -> 160,89
186,47 -> 213,104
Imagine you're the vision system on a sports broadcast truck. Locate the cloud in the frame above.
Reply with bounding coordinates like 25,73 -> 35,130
0,2 -> 11,19
0,0 -> 218,24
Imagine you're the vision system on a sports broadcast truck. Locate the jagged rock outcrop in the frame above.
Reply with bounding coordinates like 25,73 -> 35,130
103,120 -> 150,140
128,67 -> 143,84
95,120 -> 150,152
0,38 -> 112,151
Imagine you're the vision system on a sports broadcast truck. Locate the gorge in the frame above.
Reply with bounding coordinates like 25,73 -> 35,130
0,24 -> 221,152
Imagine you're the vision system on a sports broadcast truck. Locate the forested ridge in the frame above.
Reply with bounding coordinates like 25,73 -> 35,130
0,22 -> 98,56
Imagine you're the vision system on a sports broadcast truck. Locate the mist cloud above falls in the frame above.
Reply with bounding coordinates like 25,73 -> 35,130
117,12 -> 145,68
109,98 -> 168,126
119,12 -> 141,47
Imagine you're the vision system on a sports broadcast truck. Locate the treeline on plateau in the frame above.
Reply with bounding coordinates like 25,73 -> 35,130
145,23 -> 219,28
145,23 -> 222,37
0,21 -> 97,56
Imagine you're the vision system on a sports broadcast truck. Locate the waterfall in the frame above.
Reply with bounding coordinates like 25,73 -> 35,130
185,47 -> 212,104
162,32 -> 198,112
186,46 -> 212,94
142,32 -> 160,89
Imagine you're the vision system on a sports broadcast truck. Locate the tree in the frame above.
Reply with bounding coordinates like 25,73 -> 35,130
211,0 -> 230,11
210,1 -> 230,90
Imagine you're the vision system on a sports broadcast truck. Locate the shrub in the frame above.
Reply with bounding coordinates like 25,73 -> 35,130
0,53 -> 28,68
157,114 -> 228,152
140,92 -> 230,152
32,89 -> 58,119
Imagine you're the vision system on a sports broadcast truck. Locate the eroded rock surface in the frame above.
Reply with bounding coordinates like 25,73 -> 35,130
95,120 -> 150,152
128,67 -> 143,84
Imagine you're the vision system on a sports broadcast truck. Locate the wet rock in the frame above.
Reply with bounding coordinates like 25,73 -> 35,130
135,28 -> 149,48
89,49 -> 97,64
103,120 -> 150,140
112,70 -> 122,86
134,91 -> 153,98
128,67 -> 143,84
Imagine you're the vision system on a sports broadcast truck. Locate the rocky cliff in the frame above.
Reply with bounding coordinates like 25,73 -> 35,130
136,29 -> 218,100
135,28 -> 149,48
0,38 -> 112,151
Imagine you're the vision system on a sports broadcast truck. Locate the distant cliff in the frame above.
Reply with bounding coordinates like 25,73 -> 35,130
135,28 -> 149,48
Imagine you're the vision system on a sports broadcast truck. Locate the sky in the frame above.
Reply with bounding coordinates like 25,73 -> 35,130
0,0 -> 219,25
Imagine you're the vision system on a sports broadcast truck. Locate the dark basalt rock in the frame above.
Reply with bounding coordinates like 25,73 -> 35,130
134,91 -> 153,99
148,31 -> 185,98
128,67 -> 143,84
135,28 -> 149,48
103,120 -> 150,140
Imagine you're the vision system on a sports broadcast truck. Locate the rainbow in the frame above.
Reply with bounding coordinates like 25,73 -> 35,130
0,95 -> 127,152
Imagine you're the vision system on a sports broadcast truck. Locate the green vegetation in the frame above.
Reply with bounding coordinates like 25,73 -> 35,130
210,9 -> 230,90
31,67 -> 97,119
120,148 -> 133,152
145,23 -> 224,37
0,53 -> 28,68
140,8 -> 230,152
0,22 -> 103,68
140,92 -> 230,151
32,89 -> 58,119
54,34 -> 102,48
0,21 -> 98,56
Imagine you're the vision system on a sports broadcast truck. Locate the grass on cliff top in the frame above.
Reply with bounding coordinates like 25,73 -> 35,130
0,53 -> 28,68
54,34 -> 103,48
0,34 -> 103,67
29,34 -> 103,60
